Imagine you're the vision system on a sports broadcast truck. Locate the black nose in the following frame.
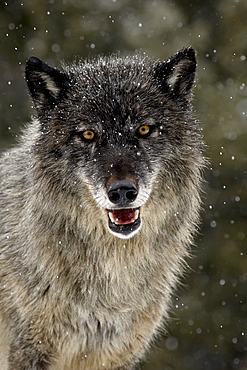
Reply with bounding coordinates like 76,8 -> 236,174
108,179 -> 137,206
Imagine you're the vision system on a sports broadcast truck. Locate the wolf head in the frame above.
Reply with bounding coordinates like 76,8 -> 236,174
25,48 -> 199,239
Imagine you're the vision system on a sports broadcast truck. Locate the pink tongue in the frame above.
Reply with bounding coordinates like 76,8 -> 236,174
111,209 -> 136,225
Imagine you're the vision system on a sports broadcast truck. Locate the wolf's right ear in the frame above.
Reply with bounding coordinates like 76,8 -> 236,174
153,47 -> 196,107
25,57 -> 71,108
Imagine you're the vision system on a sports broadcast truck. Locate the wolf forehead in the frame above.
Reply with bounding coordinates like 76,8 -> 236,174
25,47 -> 197,123
66,59 -> 158,123
68,56 -> 154,90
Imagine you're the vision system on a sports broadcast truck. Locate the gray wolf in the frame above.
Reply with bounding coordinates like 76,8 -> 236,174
0,47 -> 204,369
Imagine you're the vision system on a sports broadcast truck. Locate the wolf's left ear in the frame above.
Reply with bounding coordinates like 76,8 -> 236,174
25,57 -> 71,108
154,47 -> 196,105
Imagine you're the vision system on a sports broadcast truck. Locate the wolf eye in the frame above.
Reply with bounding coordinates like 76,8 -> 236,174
82,130 -> 95,141
138,125 -> 150,136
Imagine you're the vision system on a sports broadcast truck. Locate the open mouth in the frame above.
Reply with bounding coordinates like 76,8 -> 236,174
107,208 -> 141,238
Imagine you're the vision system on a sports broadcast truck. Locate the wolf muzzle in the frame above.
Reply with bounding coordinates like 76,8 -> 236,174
106,179 -> 141,238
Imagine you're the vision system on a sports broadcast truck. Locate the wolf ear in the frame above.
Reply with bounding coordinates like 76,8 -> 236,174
25,57 -> 71,108
154,47 -> 196,106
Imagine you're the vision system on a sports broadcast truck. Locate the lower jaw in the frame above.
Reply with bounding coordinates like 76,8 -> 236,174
107,212 -> 142,239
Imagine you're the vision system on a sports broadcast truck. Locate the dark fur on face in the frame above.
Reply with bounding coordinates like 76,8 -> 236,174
0,48 -> 205,369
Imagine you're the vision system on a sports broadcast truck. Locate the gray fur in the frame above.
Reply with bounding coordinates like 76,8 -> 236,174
0,47 -> 205,369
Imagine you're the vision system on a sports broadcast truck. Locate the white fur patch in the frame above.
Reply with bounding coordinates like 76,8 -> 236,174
41,74 -> 60,97
167,60 -> 189,89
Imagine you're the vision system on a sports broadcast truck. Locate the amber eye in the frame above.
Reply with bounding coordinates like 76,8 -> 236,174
82,130 -> 95,141
138,125 -> 150,136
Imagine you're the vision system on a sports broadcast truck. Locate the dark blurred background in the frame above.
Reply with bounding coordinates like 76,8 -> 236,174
0,0 -> 246,369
